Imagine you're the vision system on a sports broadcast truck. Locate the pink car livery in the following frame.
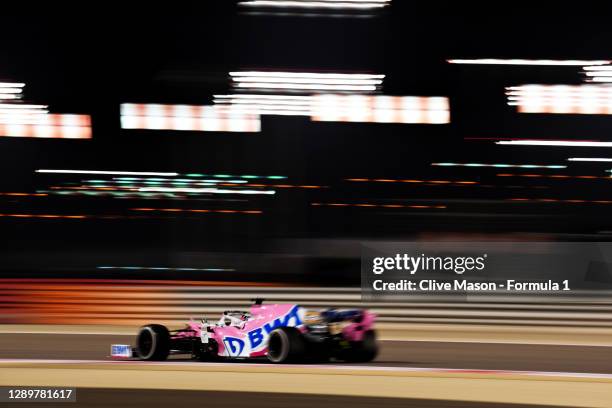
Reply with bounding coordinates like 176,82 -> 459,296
112,299 -> 377,363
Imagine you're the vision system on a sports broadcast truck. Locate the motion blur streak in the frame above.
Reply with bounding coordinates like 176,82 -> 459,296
432,162 -> 566,169
497,140 -> 612,147
229,71 -> 384,93
346,178 -> 477,185
36,169 -> 179,176
0,280 -> 290,325
120,103 -> 261,132
508,198 -> 612,204
447,59 -> 610,66
568,157 -> 612,162
507,84 -> 612,114
311,94 -> 450,123
311,202 -> 446,209
497,173 -> 609,180
0,214 -> 86,219
238,0 -> 392,10
137,187 -> 276,195
131,208 -> 263,214
0,192 -> 47,196
3,281 -> 612,327
97,266 -> 236,272
0,114 -> 91,139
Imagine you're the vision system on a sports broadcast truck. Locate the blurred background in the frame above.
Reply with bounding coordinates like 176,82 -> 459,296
2,2 -> 612,327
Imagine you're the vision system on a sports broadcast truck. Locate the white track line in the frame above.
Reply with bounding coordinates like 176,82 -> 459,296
1,358 -> 611,380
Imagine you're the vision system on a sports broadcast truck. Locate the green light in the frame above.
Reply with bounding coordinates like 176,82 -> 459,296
186,173 -> 205,177
214,174 -> 231,178
241,175 -> 257,179
267,176 -> 287,179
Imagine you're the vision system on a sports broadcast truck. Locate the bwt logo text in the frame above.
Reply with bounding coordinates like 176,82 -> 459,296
248,305 -> 302,349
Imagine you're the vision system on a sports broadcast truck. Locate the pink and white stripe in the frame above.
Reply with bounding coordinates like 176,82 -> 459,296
120,103 -> 261,132
310,95 -> 450,124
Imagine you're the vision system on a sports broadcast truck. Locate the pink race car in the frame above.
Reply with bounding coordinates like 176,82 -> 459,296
112,299 -> 377,363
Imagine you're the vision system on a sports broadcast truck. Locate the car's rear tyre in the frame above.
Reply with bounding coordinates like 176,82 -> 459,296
342,330 -> 378,363
266,327 -> 305,363
136,324 -> 170,361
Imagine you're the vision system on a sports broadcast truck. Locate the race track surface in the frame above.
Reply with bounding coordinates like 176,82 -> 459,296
2,333 -> 611,408
0,333 -> 610,374
9,389 -> 569,408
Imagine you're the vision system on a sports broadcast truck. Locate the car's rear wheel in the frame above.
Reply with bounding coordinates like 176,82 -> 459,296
136,324 -> 170,361
342,330 -> 378,363
266,327 -> 305,363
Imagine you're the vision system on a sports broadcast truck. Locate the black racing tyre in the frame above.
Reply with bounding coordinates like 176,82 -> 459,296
266,327 -> 306,363
343,330 -> 378,363
136,324 -> 170,361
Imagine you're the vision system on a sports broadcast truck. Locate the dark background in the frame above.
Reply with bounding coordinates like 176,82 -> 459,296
2,2 -> 612,285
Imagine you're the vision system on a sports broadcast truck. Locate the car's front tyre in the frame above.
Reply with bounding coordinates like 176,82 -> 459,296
136,324 -> 170,361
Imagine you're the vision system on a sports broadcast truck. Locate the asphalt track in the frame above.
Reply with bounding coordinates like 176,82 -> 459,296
1,333 -> 611,408
0,333 -> 611,373
3,389 -> 571,408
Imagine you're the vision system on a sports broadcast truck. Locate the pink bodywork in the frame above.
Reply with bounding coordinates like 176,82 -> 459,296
341,310 -> 376,342
171,304 -> 375,358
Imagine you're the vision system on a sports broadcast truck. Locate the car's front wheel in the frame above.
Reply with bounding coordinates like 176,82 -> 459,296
136,324 -> 170,361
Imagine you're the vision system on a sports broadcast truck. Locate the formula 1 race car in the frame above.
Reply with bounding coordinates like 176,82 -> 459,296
111,299 -> 377,363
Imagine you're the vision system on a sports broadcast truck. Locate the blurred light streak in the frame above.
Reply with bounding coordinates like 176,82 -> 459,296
0,103 -> 47,109
497,140 -> 612,147
233,77 -> 382,86
0,214 -> 86,219
230,72 -> 384,80
311,202 -> 446,209
110,177 -> 248,184
213,94 -> 313,115
97,266 -> 235,272
568,158 -> 612,162
508,198 -> 612,204
432,163 -> 566,169
583,66 -> 612,82
238,0 -> 391,9
138,187 -> 276,195
0,192 -> 47,196
448,59 -> 610,66
311,94 -> 450,124
229,71 -> 383,94
345,178 -> 477,185
0,87 -> 22,94
0,114 -> 91,139
236,82 -> 377,92
131,208 -> 262,214
237,183 -> 324,189
120,103 -> 261,132
497,173 -> 609,180
36,169 -> 179,176
506,85 -> 612,114
0,82 -> 25,87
